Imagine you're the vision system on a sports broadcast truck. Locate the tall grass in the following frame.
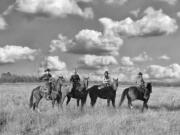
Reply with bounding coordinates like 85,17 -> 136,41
0,83 -> 180,135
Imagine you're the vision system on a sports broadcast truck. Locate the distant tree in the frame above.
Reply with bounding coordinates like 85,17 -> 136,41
0,72 -> 39,83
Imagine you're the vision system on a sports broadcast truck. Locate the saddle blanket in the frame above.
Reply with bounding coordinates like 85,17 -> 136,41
39,85 -> 48,92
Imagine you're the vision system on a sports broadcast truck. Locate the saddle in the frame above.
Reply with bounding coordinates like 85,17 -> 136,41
39,85 -> 49,92
136,86 -> 146,93
98,83 -> 111,90
72,82 -> 81,91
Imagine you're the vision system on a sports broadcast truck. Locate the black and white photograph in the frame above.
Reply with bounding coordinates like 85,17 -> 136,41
0,0 -> 180,134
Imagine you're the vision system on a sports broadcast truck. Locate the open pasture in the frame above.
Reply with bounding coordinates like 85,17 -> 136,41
0,83 -> 180,135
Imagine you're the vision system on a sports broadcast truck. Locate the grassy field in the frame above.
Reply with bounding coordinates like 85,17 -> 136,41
0,83 -> 180,135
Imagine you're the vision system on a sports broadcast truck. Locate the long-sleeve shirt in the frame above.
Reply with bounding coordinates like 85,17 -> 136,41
103,76 -> 111,84
70,74 -> 80,83
136,76 -> 145,87
39,73 -> 52,81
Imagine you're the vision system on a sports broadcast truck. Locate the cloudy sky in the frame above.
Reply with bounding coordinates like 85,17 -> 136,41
0,0 -> 180,82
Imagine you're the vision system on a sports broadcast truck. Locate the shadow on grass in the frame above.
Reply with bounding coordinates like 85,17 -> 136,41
149,104 -> 180,111
126,104 -> 180,112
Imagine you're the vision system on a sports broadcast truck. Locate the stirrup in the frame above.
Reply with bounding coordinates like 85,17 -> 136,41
46,95 -> 51,100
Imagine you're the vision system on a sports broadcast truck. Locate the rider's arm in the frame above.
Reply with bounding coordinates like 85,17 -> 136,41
39,74 -> 45,81
141,78 -> 145,85
77,75 -> 80,81
49,73 -> 52,78
103,77 -> 106,84
70,76 -> 73,82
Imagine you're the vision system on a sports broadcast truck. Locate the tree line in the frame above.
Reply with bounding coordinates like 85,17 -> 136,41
0,72 -> 39,83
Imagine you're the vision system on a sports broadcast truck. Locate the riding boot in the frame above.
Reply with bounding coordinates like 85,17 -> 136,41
47,89 -> 51,100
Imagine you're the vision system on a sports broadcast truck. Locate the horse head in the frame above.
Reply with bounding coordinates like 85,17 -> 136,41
146,82 -> 152,94
55,76 -> 66,92
49,77 -> 56,88
112,78 -> 119,91
83,77 -> 89,89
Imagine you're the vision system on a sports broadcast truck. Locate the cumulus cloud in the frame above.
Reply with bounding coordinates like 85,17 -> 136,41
0,16 -> 7,30
99,7 -> 178,37
116,66 -> 143,81
130,8 -> 140,17
74,29 -> 123,55
154,0 -> 177,5
146,64 -> 180,80
49,34 -> 74,53
104,0 -> 128,5
158,55 -> 170,60
12,0 -> 93,19
132,52 -> 152,62
49,29 -> 123,56
120,52 -> 152,65
121,56 -> 134,66
2,5 -> 14,16
78,55 -> 118,70
0,45 -> 38,64
39,56 -> 66,72
177,12 -> 180,18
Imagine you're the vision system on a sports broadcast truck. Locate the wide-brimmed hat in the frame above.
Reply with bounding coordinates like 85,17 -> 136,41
138,72 -> 143,75
44,68 -> 50,72
104,71 -> 109,74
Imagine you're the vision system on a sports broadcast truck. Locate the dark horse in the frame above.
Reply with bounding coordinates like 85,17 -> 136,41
119,82 -> 152,112
88,79 -> 119,108
60,77 -> 89,111
29,76 -> 65,111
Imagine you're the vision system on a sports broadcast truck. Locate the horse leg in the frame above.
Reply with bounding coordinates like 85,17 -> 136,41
111,97 -> 116,108
35,97 -> 41,112
90,96 -> 97,107
60,94 -> 66,109
33,103 -> 36,111
127,97 -> 133,109
57,97 -> 61,110
52,99 -> 55,108
80,99 -> 85,112
107,99 -> 110,107
66,95 -> 71,105
77,99 -> 80,107
142,101 -> 148,112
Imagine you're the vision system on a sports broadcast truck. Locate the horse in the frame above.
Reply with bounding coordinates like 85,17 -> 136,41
119,82 -> 152,112
88,78 -> 119,108
60,77 -> 89,111
29,76 -> 65,111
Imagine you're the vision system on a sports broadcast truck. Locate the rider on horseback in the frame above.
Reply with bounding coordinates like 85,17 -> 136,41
70,68 -> 81,96
39,68 -> 53,100
98,71 -> 111,89
136,72 -> 148,99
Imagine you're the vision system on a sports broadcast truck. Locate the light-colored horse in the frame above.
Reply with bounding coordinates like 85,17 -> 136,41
60,77 -> 89,111
29,76 -> 65,112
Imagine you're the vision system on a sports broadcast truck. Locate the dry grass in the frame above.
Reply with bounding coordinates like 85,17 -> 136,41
0,83 -> 180,135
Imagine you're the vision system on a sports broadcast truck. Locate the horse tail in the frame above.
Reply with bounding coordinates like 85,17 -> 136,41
119,88 -> 128,107
29,89 -> 35,108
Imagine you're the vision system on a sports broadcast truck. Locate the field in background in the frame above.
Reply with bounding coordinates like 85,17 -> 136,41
0,83 -> 180,135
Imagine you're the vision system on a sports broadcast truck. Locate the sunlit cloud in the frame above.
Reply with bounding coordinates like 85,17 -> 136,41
0,45 -> 38,64
8,0 -> 94,19
99,7 -> 178,37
